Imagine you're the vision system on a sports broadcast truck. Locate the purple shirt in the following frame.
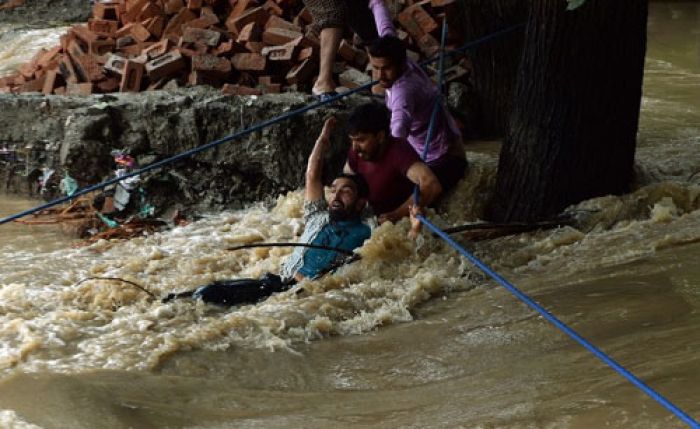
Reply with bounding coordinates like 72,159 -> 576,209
368,0 -> 462,163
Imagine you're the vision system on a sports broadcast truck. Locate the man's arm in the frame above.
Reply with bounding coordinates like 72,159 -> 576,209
369,0 -> 396,38
378,161 -> 442,224
388,88 -> 413,140
306,117 -> 336,201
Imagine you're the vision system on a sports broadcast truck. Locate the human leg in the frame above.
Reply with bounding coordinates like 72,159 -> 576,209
314,26 -> 343,95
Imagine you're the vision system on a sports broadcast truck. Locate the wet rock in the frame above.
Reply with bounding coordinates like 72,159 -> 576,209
0,0 -> 90,24
0,87 -> 370,214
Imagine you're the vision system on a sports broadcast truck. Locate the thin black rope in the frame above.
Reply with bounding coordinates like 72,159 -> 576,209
73,276 -> 156,299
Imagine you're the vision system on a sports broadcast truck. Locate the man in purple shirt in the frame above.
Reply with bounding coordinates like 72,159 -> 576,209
344,102 -> 442,224
366,0 -> 467,193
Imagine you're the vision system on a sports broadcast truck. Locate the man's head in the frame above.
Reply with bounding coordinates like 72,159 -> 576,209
347,102 -> 391,161
369,36 -> 407,88
328,173 -> 369,221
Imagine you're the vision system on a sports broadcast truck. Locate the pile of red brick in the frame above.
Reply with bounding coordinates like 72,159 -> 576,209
0,0 -> 468,96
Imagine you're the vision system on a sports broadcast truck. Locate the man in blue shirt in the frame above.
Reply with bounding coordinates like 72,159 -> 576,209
185,117 -> 372,306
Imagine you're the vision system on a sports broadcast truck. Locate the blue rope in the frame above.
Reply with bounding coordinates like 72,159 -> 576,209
413,17 -> 449,205
0,23 -> 525,226
417,214 -> 700,428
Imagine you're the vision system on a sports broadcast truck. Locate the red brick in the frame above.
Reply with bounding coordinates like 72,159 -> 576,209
163,8 -> 197,37
192,54 -> 231,76
187,70 -> 222,86
182,27 -> 220,46
231,53 -> 266,71
130,22 -> 152,42
145,50 -> 186,80
104,53 -> 128,74
285,57 -> 314,84
146,15 -> 166,38
222,83 -> 261,95
41,70 -> 58,94
121,0 -> 147,23
182,13 -> 219,29
19,78 -> 45,93
163,0 -> 184,15
178,42 -> 207,57
136,2 -> 162,22
70,53 -> 106,82
262,27 -> 302,46
264,15 -> 300,33
261,0 -> 282,16
337,39 -> 356,62
257,75 -> 276,85
227,7 -> 269,34
186,0 -> 201,9
59,56 -> 80,84
119,60 -> 144,91
214,40 -> 247,57
97,76 -> 121,92
416,33 -> 439,57
236,22 -> 261,43
88,19 -> 119,37
398,4 -> 437,39
142,39 -> 172,59
261,43 -> 294,63
296,46 -> 316,62
296,7 -> 312,25
66,82 -> 93,95
93,2 -> 120,20
244,41 -> 264,53
430,0 -> 454,7
227,0 -> 251,23
259,82 -> 281,94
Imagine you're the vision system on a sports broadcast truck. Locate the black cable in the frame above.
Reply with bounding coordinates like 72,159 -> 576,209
73,276 -> 156,299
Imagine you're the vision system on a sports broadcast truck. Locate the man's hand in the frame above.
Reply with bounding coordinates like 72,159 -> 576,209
305,116 -> 337,202
408,204 -> 423,240
318,116 -> 337,145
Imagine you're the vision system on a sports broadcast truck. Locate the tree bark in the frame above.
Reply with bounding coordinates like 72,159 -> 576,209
461,0 -> 527,138
488,0 -> 648,222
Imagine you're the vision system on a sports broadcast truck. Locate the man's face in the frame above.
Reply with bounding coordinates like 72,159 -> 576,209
349,131 -> 384,161
328,177 -> 362,221
370,55 -> 401,88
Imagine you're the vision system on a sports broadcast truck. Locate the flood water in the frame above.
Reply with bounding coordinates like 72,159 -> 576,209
1,3 -> 700,428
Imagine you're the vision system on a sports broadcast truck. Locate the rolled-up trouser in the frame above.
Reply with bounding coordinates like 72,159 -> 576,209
303,0 -> 379,44
428,154 -> 468,194
192,273 -> 295,306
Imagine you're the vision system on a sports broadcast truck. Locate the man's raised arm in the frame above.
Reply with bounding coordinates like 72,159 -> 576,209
305,117 -> 337,202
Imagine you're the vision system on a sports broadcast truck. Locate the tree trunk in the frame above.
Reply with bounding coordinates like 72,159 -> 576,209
487,0 -> 648,222
461,0 -> 527,138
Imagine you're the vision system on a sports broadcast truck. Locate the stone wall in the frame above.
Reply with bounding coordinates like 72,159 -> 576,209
0,88 -> 365,213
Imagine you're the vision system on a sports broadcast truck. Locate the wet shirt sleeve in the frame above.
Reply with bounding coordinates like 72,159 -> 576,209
387,85 -> 414,140
303,198 -> 328,223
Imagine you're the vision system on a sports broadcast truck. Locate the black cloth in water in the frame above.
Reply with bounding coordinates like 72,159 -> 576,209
192,273 -> 295,306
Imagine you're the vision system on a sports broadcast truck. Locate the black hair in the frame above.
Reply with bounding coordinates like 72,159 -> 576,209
369,35 -> 407,67
347,102 -> 390,136
334,173 -> 370,199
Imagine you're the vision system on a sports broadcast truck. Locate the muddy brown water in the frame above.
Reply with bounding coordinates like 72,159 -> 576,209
1,3 -> 700,428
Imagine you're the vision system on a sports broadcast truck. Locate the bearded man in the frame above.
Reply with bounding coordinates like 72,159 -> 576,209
183,117 -> 372,306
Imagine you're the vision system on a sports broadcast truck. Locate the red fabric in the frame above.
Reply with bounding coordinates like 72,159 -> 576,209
347,138 -> 419,215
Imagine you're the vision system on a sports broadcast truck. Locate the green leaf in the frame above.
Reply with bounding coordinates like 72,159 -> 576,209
566,0 -> 586,10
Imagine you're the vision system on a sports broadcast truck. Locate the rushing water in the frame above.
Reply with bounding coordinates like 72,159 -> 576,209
1,3 -> 700,428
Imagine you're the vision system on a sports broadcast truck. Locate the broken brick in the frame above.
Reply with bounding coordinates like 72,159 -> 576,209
264,15 -> 300,33
42,70 -> 59,94
231,53 -> 266,71
163,0 -> 184,15
222,83 -> 262,95
192,54 -> 232,76
88,18 -> 119,37
236,22 -> 262,44
119,60 -> 144,91
104,53 -> 128,74
129,22 -> 152,42
145,49 -> 186,80
182,27 -> 221,46
262,0 -> 282,17
262,43 -> 295,63
163,7 -> 197,37
262,27 -> 302,46
285,57 -> 314,84
97,76 -> 121,92
66,82 -> 93,95
227,7 -> 269,34
93,2 -> 120,20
